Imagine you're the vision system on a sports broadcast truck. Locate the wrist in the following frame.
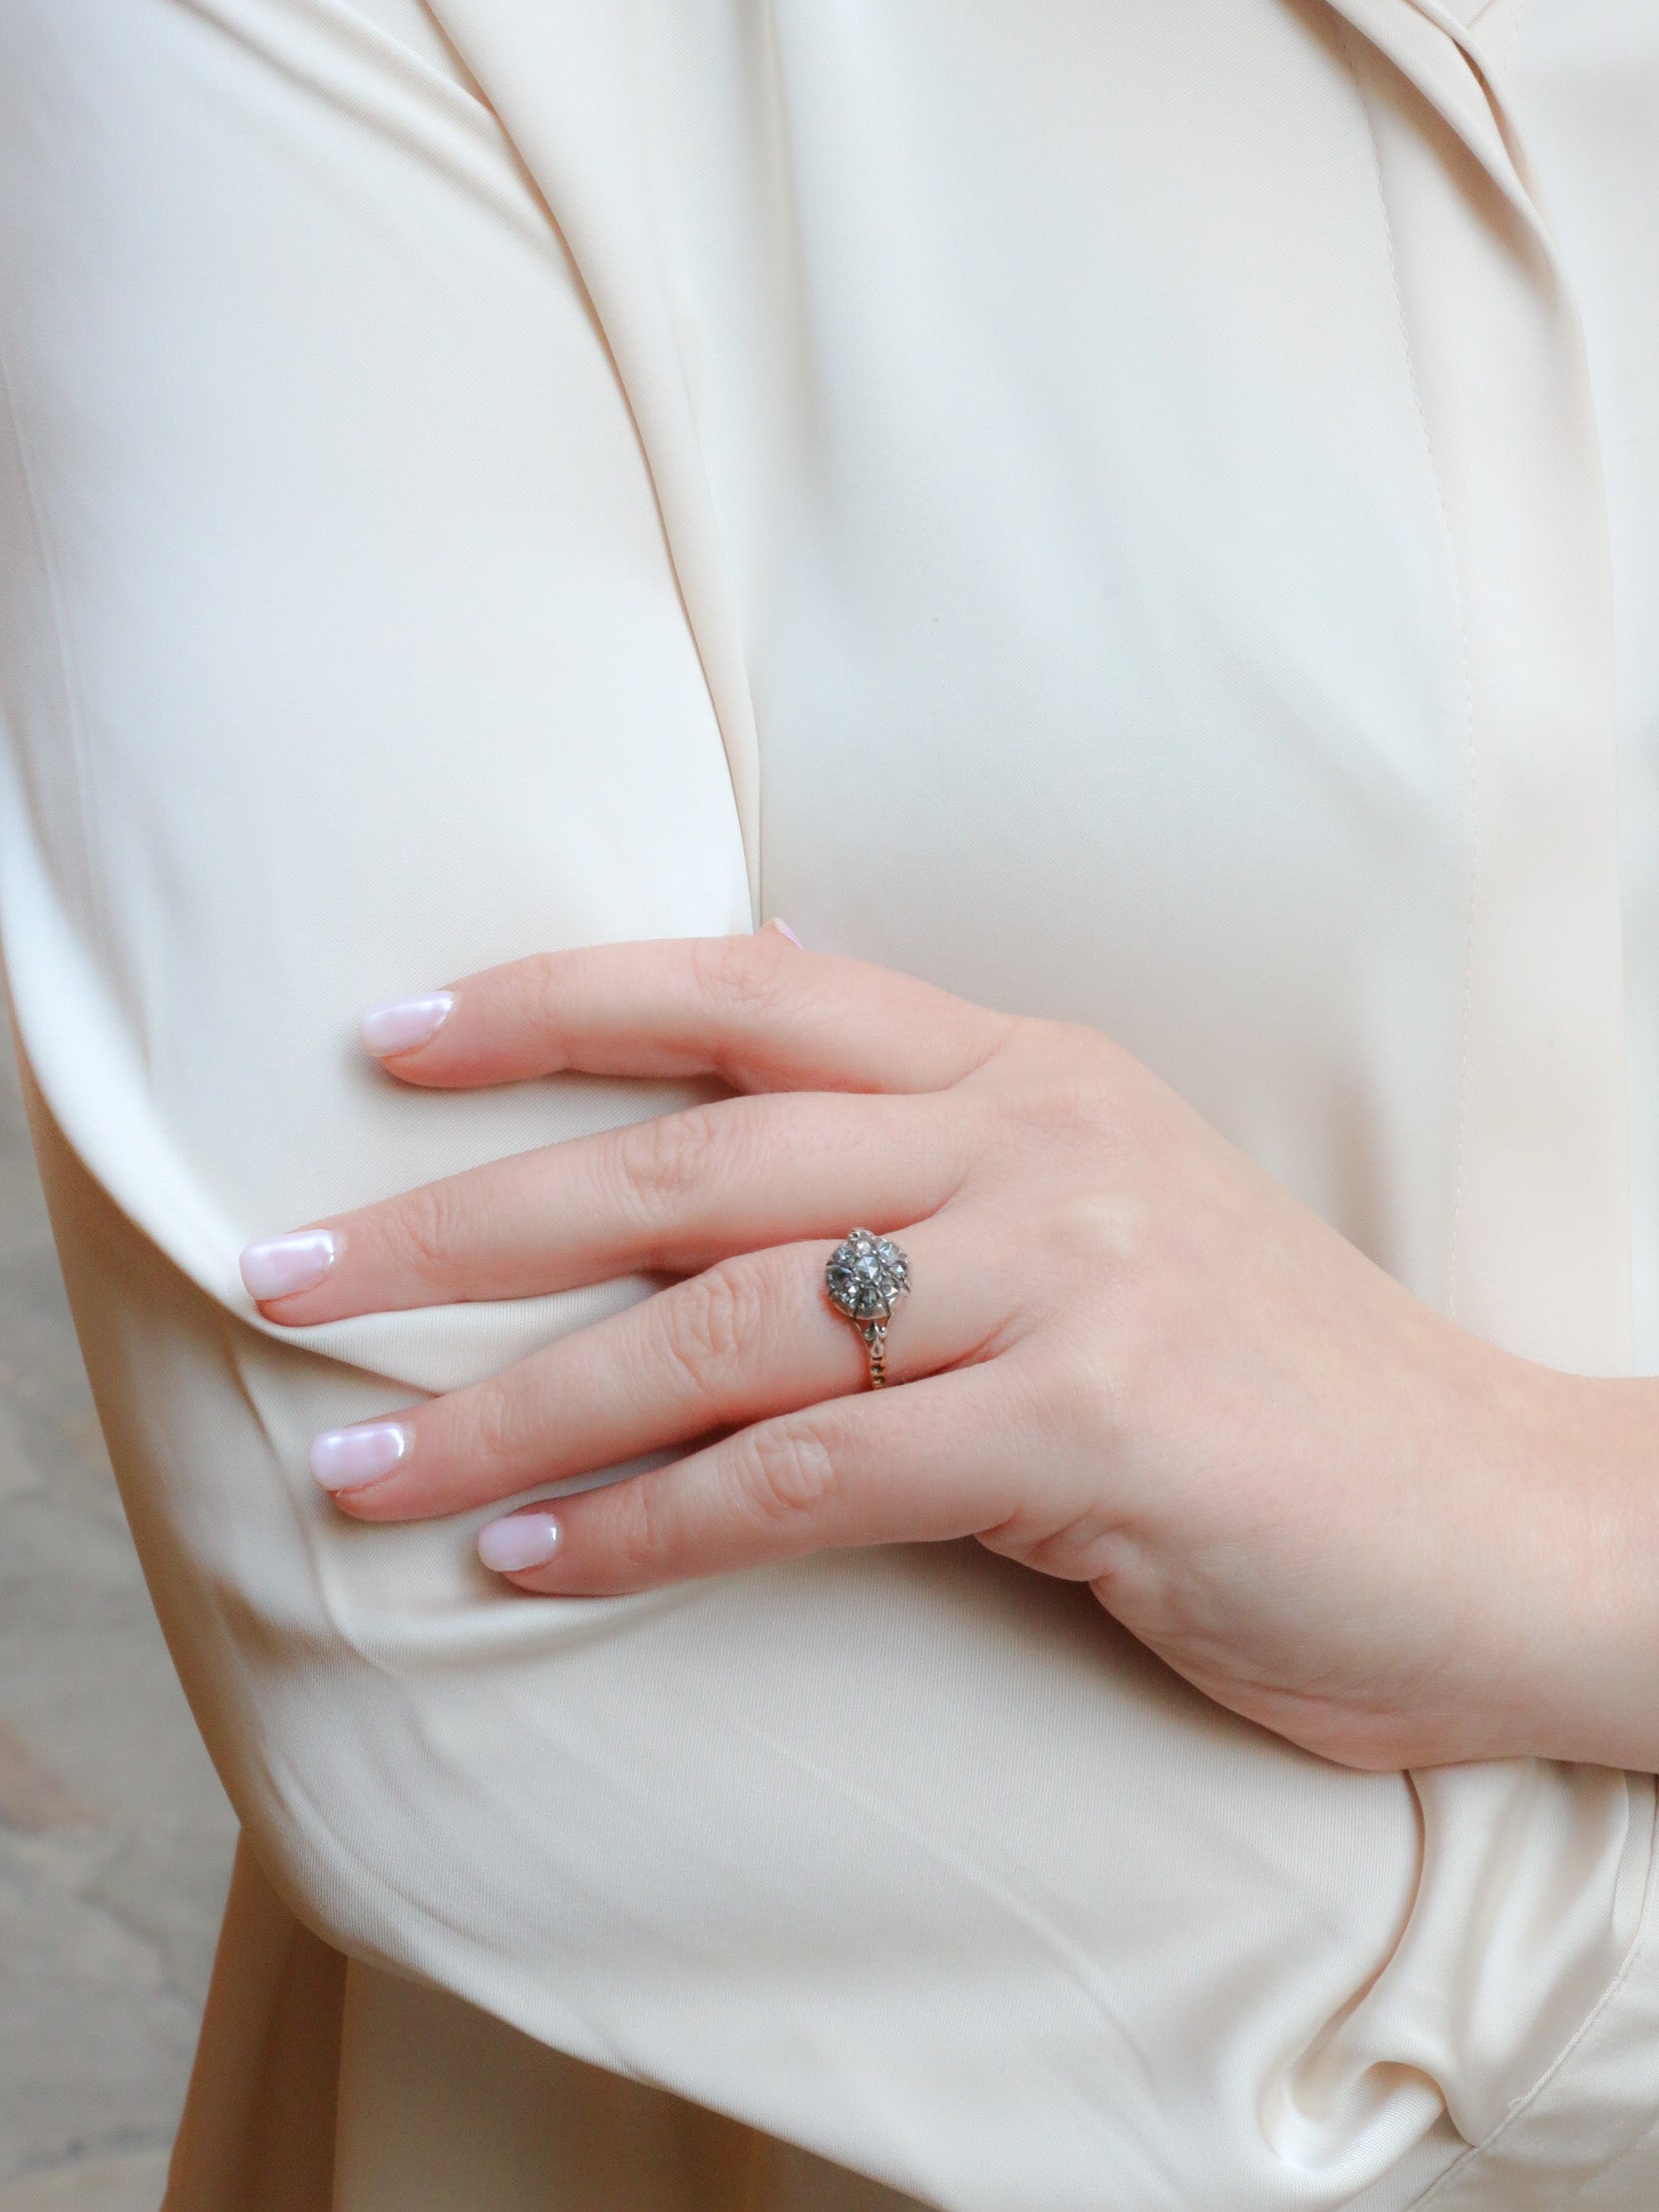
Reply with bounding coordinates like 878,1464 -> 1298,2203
1471,1363 -> 1659,1772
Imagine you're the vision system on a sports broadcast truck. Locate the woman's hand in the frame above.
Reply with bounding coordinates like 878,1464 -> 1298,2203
240,932 -> 1658,1773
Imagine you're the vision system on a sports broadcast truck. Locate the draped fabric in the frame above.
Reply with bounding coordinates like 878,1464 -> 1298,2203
3,0 -> 1658,2202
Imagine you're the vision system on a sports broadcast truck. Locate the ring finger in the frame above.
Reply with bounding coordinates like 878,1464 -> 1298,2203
314,1209 -> 1014,1524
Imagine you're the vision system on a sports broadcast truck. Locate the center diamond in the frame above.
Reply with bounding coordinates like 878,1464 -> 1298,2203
826,1229 -> 910,1325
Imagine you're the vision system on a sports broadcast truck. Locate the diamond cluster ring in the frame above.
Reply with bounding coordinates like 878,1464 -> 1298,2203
825,1228 -> 911,1389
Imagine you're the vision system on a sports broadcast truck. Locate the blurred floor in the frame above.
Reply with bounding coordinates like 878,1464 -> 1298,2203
0,1027 -> 236,2210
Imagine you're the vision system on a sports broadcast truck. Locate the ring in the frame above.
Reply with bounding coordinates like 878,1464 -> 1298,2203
826,1229 -> 911,1389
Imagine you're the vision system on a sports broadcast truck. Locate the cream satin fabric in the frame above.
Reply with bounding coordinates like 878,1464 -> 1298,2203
3,0 -> 1659,2204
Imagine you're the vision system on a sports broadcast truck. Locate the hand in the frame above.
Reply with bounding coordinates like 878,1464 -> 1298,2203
241,932 -> 1658,1772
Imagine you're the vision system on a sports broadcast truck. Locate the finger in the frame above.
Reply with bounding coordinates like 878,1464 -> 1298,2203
487,1361 -> 1026,1595
358,933 -> 1015,1097
312,1210 -> 1015,1523
245,1090 -> 970,1324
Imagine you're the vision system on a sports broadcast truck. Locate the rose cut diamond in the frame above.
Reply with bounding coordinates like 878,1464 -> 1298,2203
826,1228 -> 910,1324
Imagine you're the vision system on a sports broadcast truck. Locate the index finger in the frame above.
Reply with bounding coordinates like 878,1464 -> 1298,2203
359,932 -> 1016,1097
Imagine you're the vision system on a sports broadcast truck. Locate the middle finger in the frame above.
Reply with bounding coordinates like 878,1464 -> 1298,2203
242,1090 -> 972,1323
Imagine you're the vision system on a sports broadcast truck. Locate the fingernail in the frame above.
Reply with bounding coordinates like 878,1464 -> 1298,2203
309,1422 -> 410,1493
478,1511 -> 562,1574
240,1230 -> 338,1301
767,919 -> 804,949
360,991 -> 454,1057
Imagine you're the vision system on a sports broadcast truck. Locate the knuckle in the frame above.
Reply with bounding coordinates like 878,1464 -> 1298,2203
518,953 -> 565,1048
1036,1066 -> 1122,1141
466,1374 -> 526,1473
689,931 -> 792,1028
1047,1190 -> 1145,1275
1005,1015 -> 1115,1089
608,1475 -> 667,1589
997,1036 -> 1144,1163
1028,1334 -> 1125,1446
615,1104 -> 722,1221
659,1261 -> 762,1404
391,1175 -> 470,1285
739,1418 -> 839,1532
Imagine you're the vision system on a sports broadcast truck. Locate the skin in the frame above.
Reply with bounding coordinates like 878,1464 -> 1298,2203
247,929 -> 1659,1775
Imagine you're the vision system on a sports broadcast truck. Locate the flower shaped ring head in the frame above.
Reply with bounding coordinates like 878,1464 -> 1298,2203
825,1229 -> 911,1388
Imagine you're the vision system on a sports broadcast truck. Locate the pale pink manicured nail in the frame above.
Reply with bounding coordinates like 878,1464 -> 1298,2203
478,1511 -> 563,1574
240,1230 -> 338,1301
360,991 -> 454,1058
309,1422 -> 410,1493
767,919 -> 804,949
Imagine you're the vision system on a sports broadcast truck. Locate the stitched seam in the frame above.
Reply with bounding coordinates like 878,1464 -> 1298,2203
1494,0 -> 1529,82
1349,34 -> 1480,1322
1459,0 -> 1530,103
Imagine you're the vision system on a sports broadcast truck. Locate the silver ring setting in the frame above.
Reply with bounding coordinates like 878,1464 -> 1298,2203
826,1228 -> 911,1389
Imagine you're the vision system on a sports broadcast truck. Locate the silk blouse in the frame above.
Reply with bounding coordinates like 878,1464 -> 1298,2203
3,0 -> 1659,2203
